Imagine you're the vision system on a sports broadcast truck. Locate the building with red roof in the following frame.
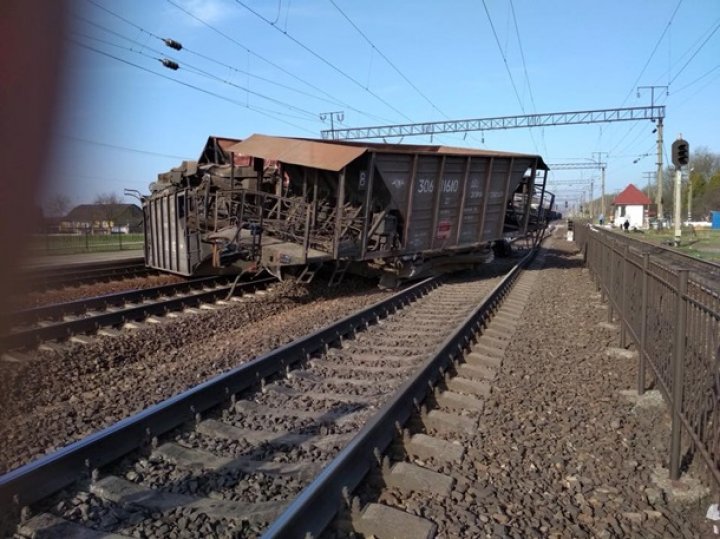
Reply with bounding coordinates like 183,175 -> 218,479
611,184 -> 653,229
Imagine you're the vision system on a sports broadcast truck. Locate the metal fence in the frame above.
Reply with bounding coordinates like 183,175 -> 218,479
575,223 -> 720,489
28,233 -> 145,256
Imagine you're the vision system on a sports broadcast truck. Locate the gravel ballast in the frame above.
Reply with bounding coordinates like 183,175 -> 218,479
0,277 -> 390,474
345,233 -> 712,538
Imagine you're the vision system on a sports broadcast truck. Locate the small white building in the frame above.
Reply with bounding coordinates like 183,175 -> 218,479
611,184 -> 652,229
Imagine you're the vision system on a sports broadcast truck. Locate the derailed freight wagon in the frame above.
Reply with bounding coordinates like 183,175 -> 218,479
143,134 -> 551,286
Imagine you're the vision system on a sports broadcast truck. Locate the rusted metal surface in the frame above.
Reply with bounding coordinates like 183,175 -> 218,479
575,224 -> 720,488
230,134 -> 366,172
144,135 -> 553,281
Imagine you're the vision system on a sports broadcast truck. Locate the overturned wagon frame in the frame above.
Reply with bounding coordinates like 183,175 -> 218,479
144,135 -> 551,284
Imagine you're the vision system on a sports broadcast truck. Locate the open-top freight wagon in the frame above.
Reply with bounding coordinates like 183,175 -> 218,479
143,134 -> 552,286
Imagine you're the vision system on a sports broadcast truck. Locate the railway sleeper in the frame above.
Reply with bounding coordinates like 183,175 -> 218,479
328,261 -> 538,538
8,272 -> 506,538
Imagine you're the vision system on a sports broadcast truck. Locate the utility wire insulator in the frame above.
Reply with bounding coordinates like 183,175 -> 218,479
161,58 -> 179,70
163,38 -> 183,51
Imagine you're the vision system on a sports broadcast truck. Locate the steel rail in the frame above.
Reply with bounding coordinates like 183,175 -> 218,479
0,276 -> 438,511
592,226 -> 720,295
262,248 -> 537,538
598,226 -> 720,271
20,257 -> 148,290
3,276 -> 230,328
0,277 -> 276,352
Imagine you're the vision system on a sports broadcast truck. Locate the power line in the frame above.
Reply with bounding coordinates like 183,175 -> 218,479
166,0 -> 394,125
71,41 -> 317,134
480,0 -> 526,114
480,0 -> 540,154
234,0 -> 413,122
72,31 -> 319,121
328,0 -> 445,118
674,68 -> 720,107
669,19 -> 720,84
62,135 -> 193,160
82,2 -> 364,112
74,10 -> 323,121
619,0 -> 683,107
653,15 -> 720,87
509,0 -> 547,156
182,46 -> 353,108
85,0 -> 159,40
509,1 -> 536,114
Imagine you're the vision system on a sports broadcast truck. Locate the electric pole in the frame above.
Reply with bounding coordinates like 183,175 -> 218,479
593,152 -> 608,220
687,167 -> 693,222
642,171 -> 655,197
643,170 -> 655,227
638,85 -> 668,222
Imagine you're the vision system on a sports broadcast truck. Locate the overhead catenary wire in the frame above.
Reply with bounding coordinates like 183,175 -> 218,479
326,0 -> 484,147
234,0 -> 413,122
669,19 -> 720,85
652,15 -> 720,87
328,0 -> 445,119
618,0 -> 683,107
508,0 -> 547,157
182,46 -> 357,108
480,0 -> 526,114
603,1 -> 682,161
71,40 -> 317,134
71,31 -> 320,121
87,0 -> 396,125
77,11 -> 350,112
480,0 -> 540,154
63,135 -> 194,160
165,0 -> 395,126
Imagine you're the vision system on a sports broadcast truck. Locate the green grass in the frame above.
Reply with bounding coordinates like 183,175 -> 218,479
29,234 -> 145,255
640,228 -> 720,262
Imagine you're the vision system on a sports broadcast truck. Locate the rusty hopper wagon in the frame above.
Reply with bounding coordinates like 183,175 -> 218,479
143,134 -> 551,286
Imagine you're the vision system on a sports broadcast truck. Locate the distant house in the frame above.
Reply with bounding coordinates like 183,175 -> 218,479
60,204 -> 144,234
611,184 -> 653,229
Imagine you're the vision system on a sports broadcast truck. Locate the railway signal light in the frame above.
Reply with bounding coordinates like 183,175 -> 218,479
672,137 -> 689,167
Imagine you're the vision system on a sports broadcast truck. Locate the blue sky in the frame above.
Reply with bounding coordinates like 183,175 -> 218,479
47,0 -> 720,212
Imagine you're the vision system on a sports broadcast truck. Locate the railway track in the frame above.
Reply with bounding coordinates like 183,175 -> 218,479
0,247 -> 538,538
1,276 -> 276,353
19,258 -> 151,291
597,226 -> 720,289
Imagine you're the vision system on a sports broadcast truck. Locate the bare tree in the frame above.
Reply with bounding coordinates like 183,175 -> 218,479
44,193 -> 72,218
93,192 -> 123,206
93,192 -> 124,231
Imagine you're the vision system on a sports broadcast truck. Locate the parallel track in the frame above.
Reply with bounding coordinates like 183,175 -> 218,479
19,258 -> 150,291
1,249 -> 536,538
600,226 -> 720,286
1,276 -> 276,352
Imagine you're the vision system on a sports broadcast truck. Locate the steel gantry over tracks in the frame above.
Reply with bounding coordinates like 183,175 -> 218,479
320,105 -> 665,140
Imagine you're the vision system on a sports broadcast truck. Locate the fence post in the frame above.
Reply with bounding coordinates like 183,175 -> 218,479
620,245 -> 629,348
638,253 -> 650,395
119,233 -> 123,250
607,239 -> 615,323
669,269 -> 689,480
85,231 -> 89,252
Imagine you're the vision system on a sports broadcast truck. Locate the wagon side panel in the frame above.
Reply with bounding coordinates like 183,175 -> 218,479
458,158 -> 488,244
